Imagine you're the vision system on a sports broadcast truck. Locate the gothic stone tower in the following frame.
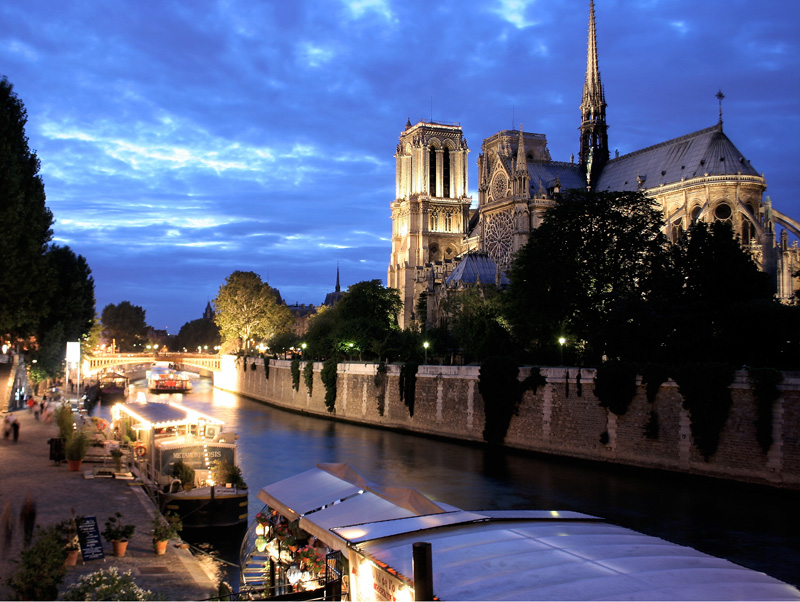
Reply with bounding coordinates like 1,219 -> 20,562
579,0 -> 609,189
388,120 -> 471,329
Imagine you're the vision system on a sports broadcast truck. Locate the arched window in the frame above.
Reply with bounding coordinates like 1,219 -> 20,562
429,209 -> 439,232
429,146 -> 437,195
443,147 -> 450,198
444,210 -> 453,232
691,205 -> 701,223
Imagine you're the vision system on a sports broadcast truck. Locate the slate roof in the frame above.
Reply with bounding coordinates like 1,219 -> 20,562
596,124 -> 760,193
445,252 -> 509,286
527,160 -> 586,193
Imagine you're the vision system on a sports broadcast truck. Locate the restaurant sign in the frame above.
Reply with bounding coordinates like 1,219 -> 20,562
348,549 -> 412,602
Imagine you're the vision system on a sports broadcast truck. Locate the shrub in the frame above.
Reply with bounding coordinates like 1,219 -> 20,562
211,459 -> 246,489
594,360 -> 638,416
321,358 -> 338,413
54,403 -> 74,440
152,511 -> 182,542
62,567 -> 156,601
479,359 -> 546,445
102,512 -> 135,542
65,429 -> 90,461
6,525 -> 66,600
170,460 -> 195,488
398,361 -> 418,418
303,360 -> 314,395
747,367 -> 783,453
291,357 -> 301,391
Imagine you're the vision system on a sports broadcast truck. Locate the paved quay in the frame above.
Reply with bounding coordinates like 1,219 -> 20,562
0,405 -> 220,600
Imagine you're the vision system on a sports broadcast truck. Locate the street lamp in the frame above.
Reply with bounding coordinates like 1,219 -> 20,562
423,341 -> 429,364
558,337 -> 566,365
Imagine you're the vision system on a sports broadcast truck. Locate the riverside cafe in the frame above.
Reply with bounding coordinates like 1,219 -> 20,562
245,464 -> 800,601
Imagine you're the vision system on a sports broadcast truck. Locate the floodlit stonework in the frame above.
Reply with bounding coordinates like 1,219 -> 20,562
388,1 -> 800,329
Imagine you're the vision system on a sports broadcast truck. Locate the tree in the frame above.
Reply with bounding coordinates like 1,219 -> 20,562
174,318 -> 220,352
213,271 -> 293,353
31,245 -> 96,378
0,76 -> 54,339
505,189 -> 672,364
443,287 -> 512,364
101,301 -> 149,352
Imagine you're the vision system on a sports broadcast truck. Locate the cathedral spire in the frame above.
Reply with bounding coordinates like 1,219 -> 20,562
579,0 -> 609,188
516,124 -> 527,171
335,264 -> 341,293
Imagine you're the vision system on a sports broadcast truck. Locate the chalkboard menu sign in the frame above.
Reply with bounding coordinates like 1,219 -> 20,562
76,515 -> 105,561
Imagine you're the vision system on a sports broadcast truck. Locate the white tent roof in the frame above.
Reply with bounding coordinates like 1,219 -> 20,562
342,512 -> 800,601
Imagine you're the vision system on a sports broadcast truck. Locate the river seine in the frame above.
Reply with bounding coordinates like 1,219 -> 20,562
103,375 -> 799,589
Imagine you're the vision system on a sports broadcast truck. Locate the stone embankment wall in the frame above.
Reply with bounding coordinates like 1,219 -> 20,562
215,356 -> 800,489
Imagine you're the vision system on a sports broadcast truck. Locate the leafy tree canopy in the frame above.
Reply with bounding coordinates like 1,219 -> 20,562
213,271 -> 293,353
505,189 -> 671,364
101,301 -> 149,352
303,280 -> 402,361
0,76 -> 54,338
443,287 -> 512,364
174,318 -> 220,352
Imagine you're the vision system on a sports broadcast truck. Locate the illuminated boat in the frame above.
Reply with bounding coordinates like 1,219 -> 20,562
146,361 -> 192,393
112,400 -> 247,528
98,372 -> 129,403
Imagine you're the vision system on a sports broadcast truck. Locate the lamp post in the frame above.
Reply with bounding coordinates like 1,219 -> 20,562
423,341 -> 429,364
558,337 -> 566,365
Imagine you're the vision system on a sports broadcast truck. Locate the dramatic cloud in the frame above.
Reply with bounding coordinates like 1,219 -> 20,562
2,0 -> 798,330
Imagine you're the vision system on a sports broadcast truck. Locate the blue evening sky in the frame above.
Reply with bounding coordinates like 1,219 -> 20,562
2,0 -> 798,331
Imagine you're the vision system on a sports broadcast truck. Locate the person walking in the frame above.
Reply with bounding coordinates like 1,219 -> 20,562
19,495 -> 36,545
11,415 -> 19,443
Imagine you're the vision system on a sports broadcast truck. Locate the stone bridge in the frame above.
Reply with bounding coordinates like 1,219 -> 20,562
85,353 -> 221,375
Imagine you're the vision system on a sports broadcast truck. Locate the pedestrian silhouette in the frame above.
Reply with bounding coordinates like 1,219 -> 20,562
20,495 -> 36,545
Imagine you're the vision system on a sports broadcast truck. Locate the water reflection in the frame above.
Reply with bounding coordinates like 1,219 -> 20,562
100,376 -> 799,588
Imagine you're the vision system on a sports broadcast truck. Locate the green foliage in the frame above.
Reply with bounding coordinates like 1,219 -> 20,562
747,367 -> 783,453
321,357 -> 338,413
6,525 -> 66,600
65,429 -> 90,461
303,360 -> 314,395
674,363 -> 735,460
290,357 -> 301,391
641,363 -> 672,403
304,280 -> 402,362
211,459 -> 247,489
152,511 -> 182,542
398,361 -> 418,417
0,77 -> 54,339
169,460 -> 196,488
213,271 -> 293,352
102,512 -> 136,542
54,403 -> 75,440
101,301 -> 149,352
644,409 -> 660,440
174,318 -> 220,352
63,567 -> 156,601
375,362 -> 387,416
444,286 -> 512,364
505,189 -> 671,364
268,330 -> 299,356
594,360 -> 638,416
479,359 -> 545,445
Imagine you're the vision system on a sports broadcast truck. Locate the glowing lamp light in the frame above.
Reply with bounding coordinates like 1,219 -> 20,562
255,535 -> 267,552
255,523 -> 265,536
286,564 -> 303,585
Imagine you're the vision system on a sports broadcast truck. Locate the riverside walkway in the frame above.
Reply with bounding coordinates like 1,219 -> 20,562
0,404 -> 219,600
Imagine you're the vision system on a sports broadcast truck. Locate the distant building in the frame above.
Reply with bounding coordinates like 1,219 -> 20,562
388,0 -> 800,329
322,266 -> 345,308
284,303 -> 316,336
202,301 -> 214,321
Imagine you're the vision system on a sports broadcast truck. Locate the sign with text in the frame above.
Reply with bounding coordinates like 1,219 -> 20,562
76,515 -> 105,561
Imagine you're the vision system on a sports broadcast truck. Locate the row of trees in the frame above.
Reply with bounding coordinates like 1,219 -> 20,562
1,77 -> 96,381
212,189 -> 798,373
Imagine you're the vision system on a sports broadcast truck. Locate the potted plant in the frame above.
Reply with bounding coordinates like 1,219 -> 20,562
169,460 -> 196,490
102,512 -> 136,557
65,430 -> 90,472
151,511 -> 182,555
110,448 -> 124,473
57,516 -> 81,567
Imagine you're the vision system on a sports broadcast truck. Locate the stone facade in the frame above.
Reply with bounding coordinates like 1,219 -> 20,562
217,356 -> 800,489
388,2 -> 800,329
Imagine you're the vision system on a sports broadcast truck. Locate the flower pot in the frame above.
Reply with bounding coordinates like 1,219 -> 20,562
64,549 -> 80,567
67,459 -> 82,472
154,539 -> 168,555
112,540 -> 128,557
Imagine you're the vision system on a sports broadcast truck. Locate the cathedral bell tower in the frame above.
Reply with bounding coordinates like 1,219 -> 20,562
579,0 -> 609,189
387,120 -> 471,329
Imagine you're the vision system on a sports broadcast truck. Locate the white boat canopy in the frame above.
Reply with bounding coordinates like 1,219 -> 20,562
255,465 -> 800,601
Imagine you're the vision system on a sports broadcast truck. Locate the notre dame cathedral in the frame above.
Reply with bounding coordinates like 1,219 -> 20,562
387,1 -> 800,330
